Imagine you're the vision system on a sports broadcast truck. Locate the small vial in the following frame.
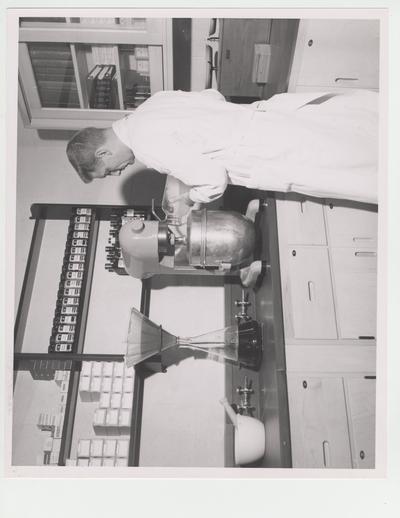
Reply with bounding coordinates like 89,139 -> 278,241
75,208 -> 92,216
64,279 -> 82,288
58,315 -> 77,325
74,223 -> 90,231
71,239 -> 87,247
72,231 -> 89,239
61,306 -> 79,315
63,287 -> 81,296
66,271 -> 84,280
55,343 -> 73,353
57,324 -> 75,333
54,333 -> 75,343
70,247 -> 87,255
69,254 -> 86,263
62,297 -> 80,306
74,215 -> 91,224
67,263 -> 85,271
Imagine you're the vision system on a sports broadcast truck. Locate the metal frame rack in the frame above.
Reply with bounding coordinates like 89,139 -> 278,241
13,203 -> 159,467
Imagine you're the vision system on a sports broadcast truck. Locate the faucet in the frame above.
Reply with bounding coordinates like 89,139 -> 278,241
236,376 -> 255,415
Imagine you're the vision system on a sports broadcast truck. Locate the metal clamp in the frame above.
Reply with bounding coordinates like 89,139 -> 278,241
236,376 -> 255,415
234,290 -> 251,321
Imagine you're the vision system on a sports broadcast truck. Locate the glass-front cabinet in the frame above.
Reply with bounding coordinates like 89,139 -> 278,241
18,17 -> 173,129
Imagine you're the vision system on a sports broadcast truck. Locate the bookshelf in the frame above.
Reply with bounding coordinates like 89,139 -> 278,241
18,17 -> 173,129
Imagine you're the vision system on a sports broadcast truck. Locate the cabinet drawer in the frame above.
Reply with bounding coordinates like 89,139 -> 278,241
287,247 -> 337,339
325,201 -> 378,248
296,19 -> 380,89
287,375 -> 352,468
276,195 -> 327,245
331,248 -> 377,339
344,377 -> 376,468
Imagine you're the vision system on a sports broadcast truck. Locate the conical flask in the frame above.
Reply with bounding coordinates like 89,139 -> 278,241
125,307 -> 240,367
180,327 -> 239,363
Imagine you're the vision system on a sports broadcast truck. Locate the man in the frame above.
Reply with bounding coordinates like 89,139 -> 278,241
66,88 -> 379,207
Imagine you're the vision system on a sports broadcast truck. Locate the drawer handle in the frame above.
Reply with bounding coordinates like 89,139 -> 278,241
353,237 -> 373,243
307,281 -> 315,301
355,251 -> 376,257
335,77 -> 359,82
323,440 -> 331,468
360,450 -> 366,460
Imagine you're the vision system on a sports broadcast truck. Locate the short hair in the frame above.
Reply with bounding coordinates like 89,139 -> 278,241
66,127 -> 107,183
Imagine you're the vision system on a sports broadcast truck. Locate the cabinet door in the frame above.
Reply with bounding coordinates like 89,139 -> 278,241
296,19 -> 379,89
219,19 -> 271,98
325,201 -> 378,248
345,377 -> 376,468
287,247 -> 337,339
287,375 -> 352,468
331,248 -> 377,339
18,18 -> 171,129
277,196 -> 327,245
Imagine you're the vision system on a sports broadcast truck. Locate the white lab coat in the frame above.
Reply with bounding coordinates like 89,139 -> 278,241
112,89 -> 379,204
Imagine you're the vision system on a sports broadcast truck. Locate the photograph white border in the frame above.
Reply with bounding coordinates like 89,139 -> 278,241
2,1 -> 399,516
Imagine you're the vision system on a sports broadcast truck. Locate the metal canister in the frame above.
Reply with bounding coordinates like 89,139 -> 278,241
186,210 -> 255,269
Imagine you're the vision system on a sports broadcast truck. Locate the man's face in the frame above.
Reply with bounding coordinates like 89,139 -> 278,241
90,148 -> 135,180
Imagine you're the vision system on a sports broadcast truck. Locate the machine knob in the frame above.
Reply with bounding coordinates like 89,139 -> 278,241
130,220 -> 145,233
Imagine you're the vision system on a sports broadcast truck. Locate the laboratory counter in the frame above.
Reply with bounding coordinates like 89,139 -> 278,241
223,191 -> 292,468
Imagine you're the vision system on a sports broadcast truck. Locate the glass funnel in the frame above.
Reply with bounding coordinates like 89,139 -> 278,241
125,307 -> 240,367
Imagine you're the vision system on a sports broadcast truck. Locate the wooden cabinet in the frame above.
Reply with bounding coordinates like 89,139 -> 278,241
331,248 -> 377,339
325,200 -> 378,248
287,375 -> 352,468
345,377 -> 376,468
286,247 -> 337,339
277,194 -> 378,342
289,19 -> 379,92
288,374 -> 376,468
218,19 -> 272,99
218,19 -> 299,100
277,194 -> 378,469
276,195 -> 327,245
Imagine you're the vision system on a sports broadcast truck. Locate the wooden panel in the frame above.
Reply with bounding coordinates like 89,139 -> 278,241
219,19 -> 271,98
331,248 -> 377,339
285,344 -> 376,374
287,375 -> 352,468
325,201 -> 378,248
345,377 -> 376,468
276,195 -> 327,245
295,19 -> 380,89
260,19 -> 299,99
287,247 -> 337,339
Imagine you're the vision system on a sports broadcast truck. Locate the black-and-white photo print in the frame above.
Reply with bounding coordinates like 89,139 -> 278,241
10,11 -> 383,475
